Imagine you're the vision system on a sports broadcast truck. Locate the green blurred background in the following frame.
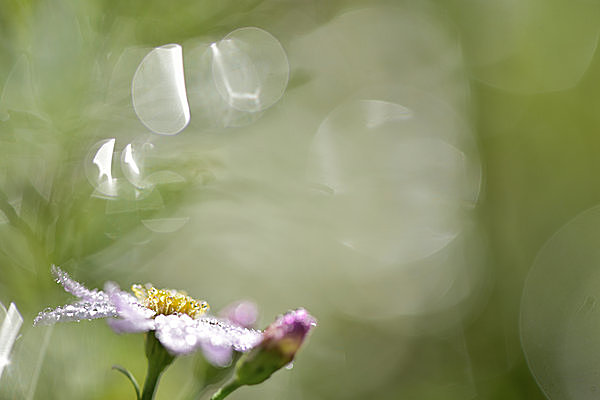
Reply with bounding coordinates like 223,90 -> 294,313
1,0 -> 600,399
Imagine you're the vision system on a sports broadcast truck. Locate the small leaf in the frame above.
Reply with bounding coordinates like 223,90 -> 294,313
112,364 -> 141,400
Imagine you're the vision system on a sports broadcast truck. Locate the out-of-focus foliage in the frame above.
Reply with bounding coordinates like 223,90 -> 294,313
0,0 -> 598,399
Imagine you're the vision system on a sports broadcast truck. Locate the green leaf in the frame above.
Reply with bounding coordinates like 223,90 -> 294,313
112,364 -> 141,400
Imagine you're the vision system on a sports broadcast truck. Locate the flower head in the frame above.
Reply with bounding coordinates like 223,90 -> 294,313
234,308 -> 316,386
34,266 -> 262,363
131,284 -> 209,319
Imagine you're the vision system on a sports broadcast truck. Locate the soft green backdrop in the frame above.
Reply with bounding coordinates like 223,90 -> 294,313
1,0 -> 599,399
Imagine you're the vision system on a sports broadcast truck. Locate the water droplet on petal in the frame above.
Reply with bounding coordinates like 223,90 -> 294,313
185,333 -> 197,347
132,44 -> 190,135
211,27 -> 289,112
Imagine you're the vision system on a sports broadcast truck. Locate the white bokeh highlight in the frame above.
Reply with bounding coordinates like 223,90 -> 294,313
521,205 -> 600,400
0,303 -> 23,380
211,27 -> 289,112
85,138 -> 118,198
308,97 -> 480,266
132,44 -> 190,135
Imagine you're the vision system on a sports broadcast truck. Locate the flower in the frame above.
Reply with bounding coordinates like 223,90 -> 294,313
234,308 -> 316,386
34,266 -> 262,363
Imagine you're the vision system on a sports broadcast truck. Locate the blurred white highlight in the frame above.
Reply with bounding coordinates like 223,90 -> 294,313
132,44 -> 190,135
122,144 -> 140,176
184,42 -> 263,129
92,138 -> 116,183
211,42 -> 261,105
210,27 -> 289,112
308,99 -> 478,265
121,141 -> 154,190
0,302 -> 23,380
521,205 -> 600,399
86,138 -> 121,198
86,138 -> 153,201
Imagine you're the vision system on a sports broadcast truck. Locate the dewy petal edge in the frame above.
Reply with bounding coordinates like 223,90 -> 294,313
34,265 -> 263,361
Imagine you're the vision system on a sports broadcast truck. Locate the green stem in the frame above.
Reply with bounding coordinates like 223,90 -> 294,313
141,333 -> 175,400
141,361 -> 164,400
209,379 -> 242,400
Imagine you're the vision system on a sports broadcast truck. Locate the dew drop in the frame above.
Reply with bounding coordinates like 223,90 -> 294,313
185,333 -> 197,346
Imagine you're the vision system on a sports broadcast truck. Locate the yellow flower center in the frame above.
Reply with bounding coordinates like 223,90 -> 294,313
131,284 -> 209,319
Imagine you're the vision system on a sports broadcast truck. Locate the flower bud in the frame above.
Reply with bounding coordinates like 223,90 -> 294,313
234,308 -> 316,386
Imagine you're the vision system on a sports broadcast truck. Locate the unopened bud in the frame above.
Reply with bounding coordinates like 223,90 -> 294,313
235,308 -> 316,386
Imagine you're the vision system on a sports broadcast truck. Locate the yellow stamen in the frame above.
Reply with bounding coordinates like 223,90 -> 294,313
131,284 -> 209,319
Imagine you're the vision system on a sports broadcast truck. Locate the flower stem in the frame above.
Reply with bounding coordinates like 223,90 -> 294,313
209,379 -> 242,400
141,333 -> 175,400
141,362 -> 163,400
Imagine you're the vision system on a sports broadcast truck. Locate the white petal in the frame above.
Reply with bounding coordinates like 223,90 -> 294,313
33,301 -> 117,326
103,282 -> 155,334
154,314 -> 262,357
104,282 -> 155,320
194,317 -> 262,352
52,265 -> 110,303
154,314 -> 200,355
107,317 -> 155,334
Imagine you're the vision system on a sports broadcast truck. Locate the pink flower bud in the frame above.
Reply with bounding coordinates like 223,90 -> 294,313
234,308 -> 316,386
